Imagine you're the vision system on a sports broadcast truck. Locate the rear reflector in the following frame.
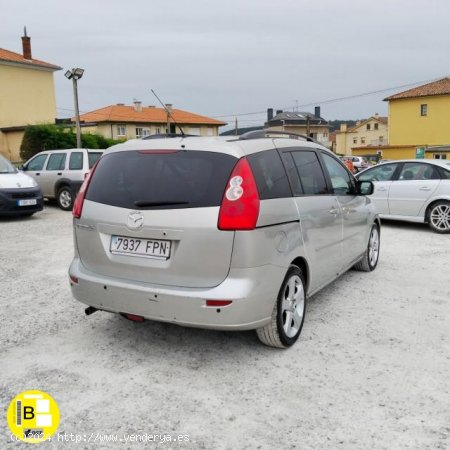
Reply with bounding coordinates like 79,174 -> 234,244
218,157 -> 260,230
73,160 -> 99,219
69,275 -> 79,284
124,314 -> 145,322
206,300 -> 233,307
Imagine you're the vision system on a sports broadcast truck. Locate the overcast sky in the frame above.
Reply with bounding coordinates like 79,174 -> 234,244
1,0 -> 450,129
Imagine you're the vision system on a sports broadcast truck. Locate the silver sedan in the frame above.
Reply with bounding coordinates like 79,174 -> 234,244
357,159 -> 450,233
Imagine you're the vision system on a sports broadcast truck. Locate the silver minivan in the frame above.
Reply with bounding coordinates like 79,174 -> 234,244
69,132 -> 380,348
22,148 -> 103,210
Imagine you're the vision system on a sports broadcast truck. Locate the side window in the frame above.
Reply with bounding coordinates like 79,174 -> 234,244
438,167 -> 450,179
46,153 -> 66,171
69,152 -> 83,170
399,163 -> 439,181
291,151 -> 329,195
27,154 -> 48,171
88,152 -> 102,168
247,149 -> 291,199
358,163 -> 399,182
281,152 -> 303,195
321,153 -> 353,195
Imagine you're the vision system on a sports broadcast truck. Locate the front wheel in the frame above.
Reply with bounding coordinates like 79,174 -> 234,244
428,201 -> 450,233
256,266 -> 306,349
353,223 -> 380,272
57,186 -> 73,211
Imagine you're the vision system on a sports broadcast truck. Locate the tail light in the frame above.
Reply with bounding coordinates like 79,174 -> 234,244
218,157 -> 260,230
73,160 -> 99,219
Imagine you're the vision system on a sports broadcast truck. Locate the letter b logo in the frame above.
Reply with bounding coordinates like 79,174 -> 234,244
23,406 -> 35,420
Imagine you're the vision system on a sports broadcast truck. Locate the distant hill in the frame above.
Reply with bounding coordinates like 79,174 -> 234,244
328,120 -> 357,132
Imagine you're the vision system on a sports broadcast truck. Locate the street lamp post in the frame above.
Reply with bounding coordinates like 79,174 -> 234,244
64,68 -> 84,148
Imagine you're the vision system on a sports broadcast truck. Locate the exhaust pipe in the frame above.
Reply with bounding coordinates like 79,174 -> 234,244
85,306 -> 98,316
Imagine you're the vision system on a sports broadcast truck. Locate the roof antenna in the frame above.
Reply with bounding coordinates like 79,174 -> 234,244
151,89 -> 185,136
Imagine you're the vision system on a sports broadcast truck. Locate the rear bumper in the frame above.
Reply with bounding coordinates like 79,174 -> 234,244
0,187 -> 44,216
69,258 -> 286,331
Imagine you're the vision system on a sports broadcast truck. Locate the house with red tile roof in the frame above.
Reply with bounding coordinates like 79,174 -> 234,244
76,101 -> 226,140
378,77 -> 450,160
0,30 -> 61,161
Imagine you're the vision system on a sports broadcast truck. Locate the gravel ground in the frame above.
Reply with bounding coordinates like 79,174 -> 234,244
1,205 -> 449,450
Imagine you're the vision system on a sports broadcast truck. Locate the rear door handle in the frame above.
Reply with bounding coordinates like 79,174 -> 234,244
419,186 -> 431,191
57,172 -> 62,176
377,187 -> 387,191
35,173 -> 40,176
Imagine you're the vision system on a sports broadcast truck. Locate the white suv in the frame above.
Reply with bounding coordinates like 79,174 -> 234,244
69,132 -> 380,348
21,148 -> 103,210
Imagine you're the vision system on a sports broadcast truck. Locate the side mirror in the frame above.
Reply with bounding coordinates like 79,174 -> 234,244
356,180 -> 374,196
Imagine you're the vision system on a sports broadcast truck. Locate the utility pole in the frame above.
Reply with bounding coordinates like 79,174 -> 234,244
64,68 -> 84,148
72,78 -> 81,148
235,117 -> 238,136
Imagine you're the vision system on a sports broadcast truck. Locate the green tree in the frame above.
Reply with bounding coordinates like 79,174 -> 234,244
20,124 -> 123,161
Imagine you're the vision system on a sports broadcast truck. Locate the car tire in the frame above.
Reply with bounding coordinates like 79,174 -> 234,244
256,265 -> 306,349
353,223 -> 380,272
57,186 -> 74,211
428,201 -> 450,234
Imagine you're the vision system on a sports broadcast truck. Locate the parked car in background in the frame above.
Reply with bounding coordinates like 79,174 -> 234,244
0,154 -> 43,216
351,156 -> 370,172
21,148 -> 103,210
340,156 -> 356,173
69,131 -> 380,348
356,159 -> 450,233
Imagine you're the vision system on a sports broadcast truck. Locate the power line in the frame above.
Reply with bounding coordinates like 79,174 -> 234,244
56,76 -> 441,122
210,77 -> 441,118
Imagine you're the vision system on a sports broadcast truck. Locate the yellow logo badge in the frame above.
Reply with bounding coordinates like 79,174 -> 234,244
7,390 -> 60,444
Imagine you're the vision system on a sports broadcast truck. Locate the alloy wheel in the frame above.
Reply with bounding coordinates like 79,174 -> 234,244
281,275 -> 305,338
430,203 -> 450,232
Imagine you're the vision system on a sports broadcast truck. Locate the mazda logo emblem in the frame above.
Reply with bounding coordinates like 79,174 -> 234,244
127,211 -> 144,230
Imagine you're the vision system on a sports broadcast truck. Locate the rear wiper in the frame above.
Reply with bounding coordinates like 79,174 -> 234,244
134,200 -> 190,207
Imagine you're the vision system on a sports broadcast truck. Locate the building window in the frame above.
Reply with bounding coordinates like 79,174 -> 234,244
374,123 -> 379,130
366,124 -> 371,130
136,127 -> 150,138
190,127 -> 201,136
434,154 -> 447,159
117,125 -> 126,136
420,104 -> 428,116
155,127 -> 161,134
361,137 -> 366,144
353,138 -> 357,144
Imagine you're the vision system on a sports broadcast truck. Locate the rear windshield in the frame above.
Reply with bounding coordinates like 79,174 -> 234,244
86,150 -> 237,209
88,152 -> 103,168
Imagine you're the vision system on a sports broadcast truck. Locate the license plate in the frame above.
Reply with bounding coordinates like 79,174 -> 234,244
17,199 -> 37,206
110,235 -> 171,260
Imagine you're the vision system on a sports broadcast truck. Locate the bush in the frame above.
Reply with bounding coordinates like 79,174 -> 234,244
20,124 -> 123,161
